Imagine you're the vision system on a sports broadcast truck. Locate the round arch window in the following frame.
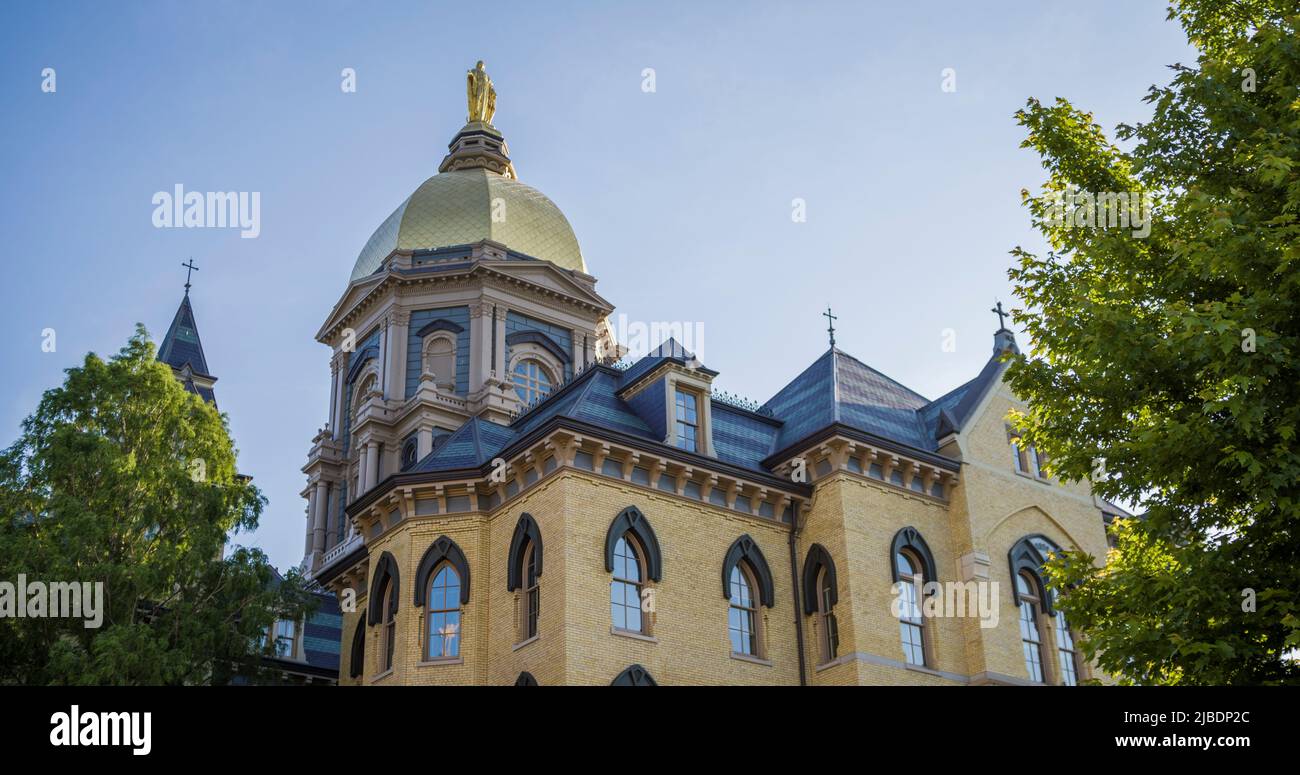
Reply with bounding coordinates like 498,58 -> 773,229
512,359 -> 554,405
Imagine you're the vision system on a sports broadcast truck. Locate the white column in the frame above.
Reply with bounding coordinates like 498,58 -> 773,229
331,352 -> 347,438
365,443 -> 379,491
493,306 -> 507,378
311,480 -> 328,559
469,303 -> 487,391
303,495 -> 314,560
418,425 -> 434,458
388,310 -> 409,401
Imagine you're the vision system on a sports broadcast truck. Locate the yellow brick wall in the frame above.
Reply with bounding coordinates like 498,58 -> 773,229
336,373 -> 1111,686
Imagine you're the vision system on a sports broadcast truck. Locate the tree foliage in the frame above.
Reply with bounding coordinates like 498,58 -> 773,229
1007,1 -> 1299,684
0,327 -> 314,684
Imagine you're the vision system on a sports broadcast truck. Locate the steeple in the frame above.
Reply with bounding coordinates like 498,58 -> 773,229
158,292 -> 218,405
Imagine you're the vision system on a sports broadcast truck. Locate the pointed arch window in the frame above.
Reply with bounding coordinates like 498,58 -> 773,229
721,535 -> 774,659
895,549 -> 926,666
1016,572 -> 1047,682
611,534 -> 645,633
508,514 -> 544,642
367,552 -> 401,674
413,535 -> 471,662
802,543 -> 839,664
610,664 -> 657,686
1054,601 -> 1079,686
425,564 -> 462,660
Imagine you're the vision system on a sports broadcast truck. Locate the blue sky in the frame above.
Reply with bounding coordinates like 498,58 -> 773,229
0,1 -> 1191,570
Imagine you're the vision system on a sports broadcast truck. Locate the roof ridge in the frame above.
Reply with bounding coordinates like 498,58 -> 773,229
761,348 -> 835,408
832,347 -> 930,404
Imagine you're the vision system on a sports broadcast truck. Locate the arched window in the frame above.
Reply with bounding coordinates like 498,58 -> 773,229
728,564 -> 759,656
1053,598 -> 1079,685
512,358 -> 553,404
610,535 -> 644,633
425,564 -> 462,660
367,551 -> 400,674
514,671 -> 538,686
815,567 -> 839,663
357,372 -> 379,403
890,527 -> 935,667
381,582 -> 396,672
1016,572 -> 1046,683
422,335 -> 456,390
802,543 -> 839,664
610,664 -> 657,686
349,619 -> 365,679
896,549 -> 926,666
507,513 -> 544,643
522,541 -> 540,640
413,535 -> 471,661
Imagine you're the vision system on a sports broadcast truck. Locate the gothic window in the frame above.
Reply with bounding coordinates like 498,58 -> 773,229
512,358 -> 553,405
1054,600 -> 1080,686
610,535 -> 644,633
425,564 -> 462,660
1017,572 -> 1047,683
802,543 -> 839,665
507,514 -> 544,643
523,542 -> 540,640
728,564 -> 759,657
895,549 -> 927,666
381,583 -> 396,672
610,664 -> 657,686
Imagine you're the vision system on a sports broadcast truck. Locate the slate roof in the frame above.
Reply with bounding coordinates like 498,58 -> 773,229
158,294 -> 217,404
406,333 -> 1015,477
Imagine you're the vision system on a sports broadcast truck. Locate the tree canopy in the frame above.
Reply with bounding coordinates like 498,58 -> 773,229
0,326 -> 314,684
1007,1 -> 1299,684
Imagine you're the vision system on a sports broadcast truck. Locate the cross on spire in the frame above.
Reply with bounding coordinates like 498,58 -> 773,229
182,259 -> 199,296
991,300 -> 1010,331
823,306 -> 837,348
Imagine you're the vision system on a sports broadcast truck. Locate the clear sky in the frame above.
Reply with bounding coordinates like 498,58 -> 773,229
0,1 -> 1192,571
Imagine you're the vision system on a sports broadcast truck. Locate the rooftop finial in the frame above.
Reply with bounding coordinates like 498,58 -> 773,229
990,300 -> 1010,332
182,258 -> 199,296
466,60 -> 496,125
823,306 -> 837,348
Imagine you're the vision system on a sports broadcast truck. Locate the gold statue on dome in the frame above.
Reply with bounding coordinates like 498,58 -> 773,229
466,60 -> 496,125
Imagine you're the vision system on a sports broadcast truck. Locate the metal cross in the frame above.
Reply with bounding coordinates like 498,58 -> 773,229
182,259 -> 199,295
823,306 -> 837,348
991,300 -> 1010,331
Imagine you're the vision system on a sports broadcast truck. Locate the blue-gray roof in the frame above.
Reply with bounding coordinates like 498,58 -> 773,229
406,335 -> 1013,477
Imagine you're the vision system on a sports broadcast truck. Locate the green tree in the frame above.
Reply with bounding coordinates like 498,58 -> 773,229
1006,1 -> 1299,684
0,326 -> 315,685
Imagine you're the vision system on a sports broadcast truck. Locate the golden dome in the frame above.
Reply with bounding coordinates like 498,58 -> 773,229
351,167 -> 585,282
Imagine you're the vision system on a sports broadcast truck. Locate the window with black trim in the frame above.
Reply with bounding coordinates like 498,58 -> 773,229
896,548 -> 926,666
1052,595 -> 1079,685
611,534 -> 645,633
728,563 -> 759,656
425,563 -> 462,660
1016,572 -> 1047,683
381,583 -> 396,672
523,541 -> 540,640
816,568 -> 838,663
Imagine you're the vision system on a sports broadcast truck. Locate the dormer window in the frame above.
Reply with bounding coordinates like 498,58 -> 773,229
512,358 -> 554,405
674,388 -> 700,452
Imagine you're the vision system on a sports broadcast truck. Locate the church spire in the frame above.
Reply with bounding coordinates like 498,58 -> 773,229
158,280 -> 218,405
